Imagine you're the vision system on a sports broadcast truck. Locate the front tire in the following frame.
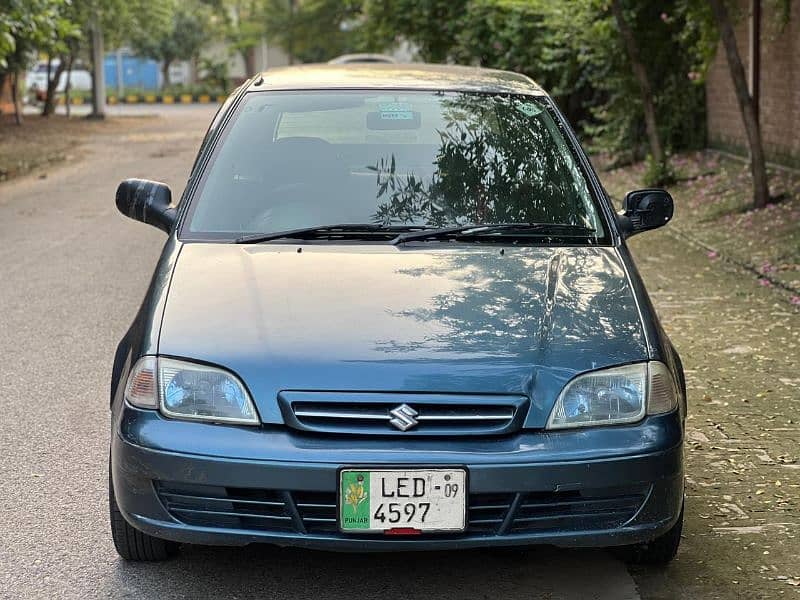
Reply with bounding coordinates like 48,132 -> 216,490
618,502 -> 684,565
109,474 -> 179,561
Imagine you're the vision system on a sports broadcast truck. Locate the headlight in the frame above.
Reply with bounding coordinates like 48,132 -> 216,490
546,361 -> 677,430
125,356 -> 259,425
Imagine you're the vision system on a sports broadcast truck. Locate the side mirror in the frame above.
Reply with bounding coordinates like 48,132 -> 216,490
617,188 -> 674,238
115,179 -> 176,234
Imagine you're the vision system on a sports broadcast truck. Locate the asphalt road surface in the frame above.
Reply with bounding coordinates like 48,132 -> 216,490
2,106 -> 797,599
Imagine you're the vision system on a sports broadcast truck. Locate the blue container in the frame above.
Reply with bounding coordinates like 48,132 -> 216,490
104,53 -> 160,90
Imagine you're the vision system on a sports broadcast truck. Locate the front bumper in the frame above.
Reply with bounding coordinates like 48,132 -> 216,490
111,406 -> 684,551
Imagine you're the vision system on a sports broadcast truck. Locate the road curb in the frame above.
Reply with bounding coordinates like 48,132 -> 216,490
108,93 -> 226,105
58,94 -> 227,106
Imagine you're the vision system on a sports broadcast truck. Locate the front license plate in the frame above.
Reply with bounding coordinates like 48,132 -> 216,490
339,468 -> 467,533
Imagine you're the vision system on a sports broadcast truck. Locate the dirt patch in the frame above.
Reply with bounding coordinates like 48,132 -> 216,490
600,151 -> 800,300
0,114 -> 155,184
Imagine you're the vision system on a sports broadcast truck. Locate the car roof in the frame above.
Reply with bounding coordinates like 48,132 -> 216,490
246,63 -> 546,96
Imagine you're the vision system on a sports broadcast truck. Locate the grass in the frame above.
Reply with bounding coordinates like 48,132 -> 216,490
600,150 -> 800,295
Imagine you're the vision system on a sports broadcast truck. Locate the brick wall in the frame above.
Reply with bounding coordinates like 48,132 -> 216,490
705,0 -> 800,167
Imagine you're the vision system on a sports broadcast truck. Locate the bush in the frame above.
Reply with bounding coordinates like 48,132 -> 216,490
554,1 -> 706,158
643,154 -> 677,187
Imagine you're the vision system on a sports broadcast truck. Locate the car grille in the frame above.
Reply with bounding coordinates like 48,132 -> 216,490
157,483 -> 295,532
509,490 -> 647,533
293,491 -> 337,533
278,392 -> 529,436
156,482 -> 647,537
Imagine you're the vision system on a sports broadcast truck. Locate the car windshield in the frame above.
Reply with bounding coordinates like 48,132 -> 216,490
185,90 -> 607,241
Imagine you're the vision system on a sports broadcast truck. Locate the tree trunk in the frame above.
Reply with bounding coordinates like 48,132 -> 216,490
287,0 -> 296,65
45,56 -> 52,103
43,58 -> 67,117
610,0 -> 664,164
708,0 -> 769,209
64,54 -> 74,118
162,60 -> 172,88
89,17 -> 106,119
241,47 -> 256,76
115,50 -> 124,98
11,71 -> 22,125
0,72 -> 7,115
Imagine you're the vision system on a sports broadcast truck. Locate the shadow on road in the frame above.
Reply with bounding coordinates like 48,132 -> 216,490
107,544 -> 639,600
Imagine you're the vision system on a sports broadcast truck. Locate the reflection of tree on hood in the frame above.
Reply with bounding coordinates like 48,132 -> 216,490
374,249 -> 641,361
371,94 -> 595,228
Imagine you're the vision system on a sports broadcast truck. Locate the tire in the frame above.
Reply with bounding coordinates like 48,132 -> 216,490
618,501 -> 684,565
109,473 -> 179,561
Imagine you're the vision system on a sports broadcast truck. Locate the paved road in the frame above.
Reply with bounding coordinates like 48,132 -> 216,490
2,106 -> 798,599
0,107 -> 639,600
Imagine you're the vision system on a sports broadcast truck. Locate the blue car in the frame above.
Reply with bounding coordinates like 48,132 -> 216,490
109,64 -> 685,564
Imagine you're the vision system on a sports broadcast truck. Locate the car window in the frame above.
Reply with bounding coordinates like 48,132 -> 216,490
275,96 -> 448,145
189,87 -> 242,177
185,90 -> 606,240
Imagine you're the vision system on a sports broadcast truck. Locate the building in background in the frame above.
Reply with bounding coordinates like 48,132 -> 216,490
705,0 -> 799,167
168,39 -> 291,87
105,52 -> 160,92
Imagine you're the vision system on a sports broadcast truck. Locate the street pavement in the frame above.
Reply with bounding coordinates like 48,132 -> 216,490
1,106 -> 797,599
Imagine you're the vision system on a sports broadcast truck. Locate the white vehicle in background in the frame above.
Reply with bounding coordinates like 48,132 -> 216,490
327,53 -> 398,64
26,60 -> 92,101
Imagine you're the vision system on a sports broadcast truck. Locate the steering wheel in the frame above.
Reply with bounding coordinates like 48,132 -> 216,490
244,182 -> 321,232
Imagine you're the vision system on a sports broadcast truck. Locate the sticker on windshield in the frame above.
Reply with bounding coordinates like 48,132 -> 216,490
379,102 -> 414,120
515,101 -> 544,117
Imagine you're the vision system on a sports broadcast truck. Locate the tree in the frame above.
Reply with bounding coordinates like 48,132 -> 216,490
225,0 -> 267,76
0,11 -> 16,69
69,0 -> 173,118
539,0 -> 706,172
38,1 -> 81,117
0,0 -> 74,124
88,12 -> 105,118
610,0 -> 664,167
361,0 -> 466,62
448,1 -> 592,125
707,0 -> 769,208
263,0 -> 363,64
131,1 -> 213,87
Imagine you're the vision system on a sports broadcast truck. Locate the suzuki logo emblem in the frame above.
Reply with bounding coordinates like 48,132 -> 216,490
389,404 -> 419,431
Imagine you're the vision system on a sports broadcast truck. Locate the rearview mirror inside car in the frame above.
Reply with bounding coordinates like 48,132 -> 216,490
115,179 -> 176,234
617,188 -> 674,238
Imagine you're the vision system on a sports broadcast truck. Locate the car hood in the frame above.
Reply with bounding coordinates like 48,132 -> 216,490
160,243 -> 648,427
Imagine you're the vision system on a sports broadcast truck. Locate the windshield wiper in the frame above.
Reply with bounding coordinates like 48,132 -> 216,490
235,223 -> 431,244
391,222 -> 596,245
